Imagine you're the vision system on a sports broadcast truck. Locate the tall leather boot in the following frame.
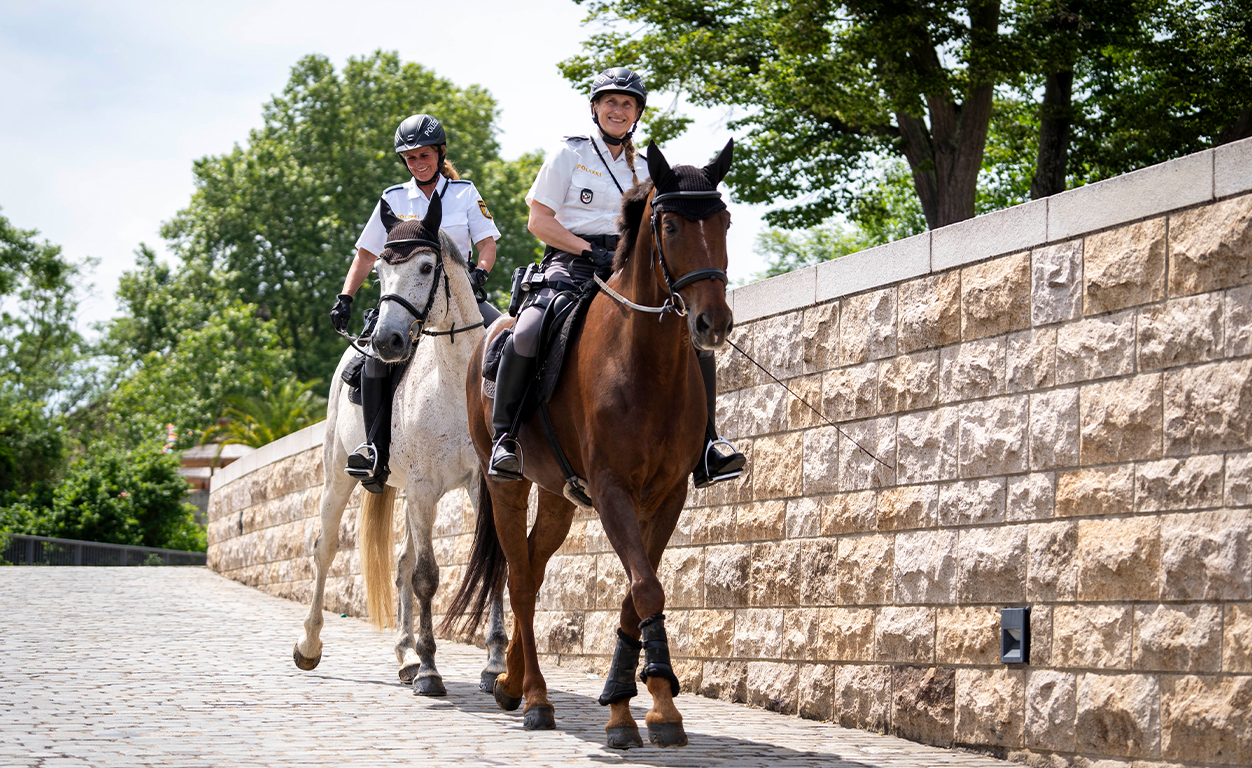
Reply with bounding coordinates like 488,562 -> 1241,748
693,350 -> 746,488
346,357 -> 394,493
488,336 -> 536,480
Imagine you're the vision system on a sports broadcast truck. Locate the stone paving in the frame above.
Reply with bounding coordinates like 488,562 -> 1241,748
0,568 -> 1005,767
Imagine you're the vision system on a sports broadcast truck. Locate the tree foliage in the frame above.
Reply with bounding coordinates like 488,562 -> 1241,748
203,374 -> 327,449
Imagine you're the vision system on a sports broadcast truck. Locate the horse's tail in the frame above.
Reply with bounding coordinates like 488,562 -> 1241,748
440,473 -> 506,638
359,484 -> 398,630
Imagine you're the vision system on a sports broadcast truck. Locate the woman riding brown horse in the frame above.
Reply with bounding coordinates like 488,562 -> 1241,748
447,139 -> 735,749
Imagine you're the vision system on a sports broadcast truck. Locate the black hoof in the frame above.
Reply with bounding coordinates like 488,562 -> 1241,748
292,644 -> 321,671
414,675 -> 446,697
606,724 -> 643,749
480,671 -> 500,694
523,705 -> 555,730
647,721 -> 688,748
398,662 -> 420,684
494,678 -> 522,711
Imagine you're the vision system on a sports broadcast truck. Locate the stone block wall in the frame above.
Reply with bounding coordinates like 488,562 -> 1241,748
209,140 -> 1252,767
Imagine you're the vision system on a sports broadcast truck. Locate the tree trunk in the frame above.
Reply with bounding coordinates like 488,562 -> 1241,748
1030,69 -> 1075,200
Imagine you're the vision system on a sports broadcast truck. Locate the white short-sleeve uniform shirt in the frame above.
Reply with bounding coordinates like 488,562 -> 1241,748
355,175 -> 500,260
525,133 -> 650,237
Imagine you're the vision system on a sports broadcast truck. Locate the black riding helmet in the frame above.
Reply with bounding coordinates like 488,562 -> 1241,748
395,114 -> 447,184
589,68 -> 647,146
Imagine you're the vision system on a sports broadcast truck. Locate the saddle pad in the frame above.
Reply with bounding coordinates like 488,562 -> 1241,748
482,328 -> 513,382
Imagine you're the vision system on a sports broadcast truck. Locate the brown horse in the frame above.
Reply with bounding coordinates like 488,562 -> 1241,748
445,140 -> 735,749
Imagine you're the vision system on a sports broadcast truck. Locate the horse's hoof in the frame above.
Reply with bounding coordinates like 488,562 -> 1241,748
493,678 -> 522,711
414,675 -> 446,697
292,644 -> 320,671
523,705 -> 555,730
647,721 -> 688,748
398,663 -> 420,684
606,724 -> 643,749
479,671 -> 500,694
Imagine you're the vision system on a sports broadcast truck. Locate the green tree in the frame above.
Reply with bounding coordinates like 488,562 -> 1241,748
203,374 -> 327,449
162,51 -> 541,383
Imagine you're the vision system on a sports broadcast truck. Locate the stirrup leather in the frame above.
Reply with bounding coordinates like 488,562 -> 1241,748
488,433 -> 524,480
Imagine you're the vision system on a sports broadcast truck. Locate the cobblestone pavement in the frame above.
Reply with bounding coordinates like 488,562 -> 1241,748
0,568 -> 1005,767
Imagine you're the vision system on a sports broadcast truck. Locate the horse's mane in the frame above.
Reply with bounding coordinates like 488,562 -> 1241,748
614,179 -> 654,272
437,230 -> 466,269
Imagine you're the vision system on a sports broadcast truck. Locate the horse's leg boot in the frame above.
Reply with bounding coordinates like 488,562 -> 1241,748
693,351 -> 746,488
637,613 -> 680,697
488,337 -> 535,480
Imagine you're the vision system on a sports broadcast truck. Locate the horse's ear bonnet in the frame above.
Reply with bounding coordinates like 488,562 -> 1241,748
380,197 -> 403,232
380,191 -> 443,264
648,139 -> 730,221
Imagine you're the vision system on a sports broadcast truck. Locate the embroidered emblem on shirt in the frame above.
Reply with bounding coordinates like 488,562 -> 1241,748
477,199 -> 493,220
580,188 -> 594,205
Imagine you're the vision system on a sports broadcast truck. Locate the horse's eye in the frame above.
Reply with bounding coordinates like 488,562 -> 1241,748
421,263 -> 434,274
664,221 -> 678,234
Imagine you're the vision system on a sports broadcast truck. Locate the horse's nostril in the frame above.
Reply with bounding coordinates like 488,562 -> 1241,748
696,313 -> 712,335
388,332 -> 405,353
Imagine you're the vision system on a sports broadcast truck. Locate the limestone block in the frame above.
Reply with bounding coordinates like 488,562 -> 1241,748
718,323 -> 756,392
962,252 -> 1031,340
785,374 -> 824,431
689,503 -> 736,546
739,383 -> 789,438
786,497 -> 822,539
1228,284 -> 1252,357
955,668 -> 1025,748
896,407 -> 959,485
803,426 -> 841,496
1007,327 -> 1057,394
1138,293 -> 1224,371
821,362 -> 879,422
1135,455 -> 1224,512
1080,374 -> 1164,465
1085,217 -> 1167,314
1056,465 -> 1134,518
1028,521 -> 1078,602
754,432 -> 804,499
1008,472 -> 1055,522
1224,454 -> 1252,514
892,665 -> 956,747
700,659 -> 747,702
1161,674 -> 1252,765
1053,604 -> 1133,669
660,549 -> 703,610
936,606 -> 1001,665
539,554 -> 594,612
895,530 -> 959,604
821,490 -> 877,535
1033,239 -> 1084,326
1025,670 -> 1077,752
813,607 -> 876,661
1076,673 -> 1160,758
876,607 -> 935,663
1225,604 -> 1252,672
781,608 -> 818,660
671,609 -> 734,659
737,499 -> 786,541
957,525 -> 1028,604
1030,388 -> 1080,471
899,271 -> 962,354
1056,310 -> 1136,385
1133,604 -> 1221,673
1169,194 -> 1252,297
1077,516 -> 1161,601
703,544 -> 751,608
877,483 -> 938,530
800,539 -> 839,605
754,311 -> 805,382
1160,509 -> 1252,600
939,477 -> 1006,526
829,664 -> 892,732
840,288 -> 897,365
836,534 -> 894,605
959,395 -> 1029,478
878,351 -> 940,414
534,611 -> 584,655
751,541 -> 801,607
802,301 -> 840,374
940,337 -> 1006,404
839,416 -> 897,491
797,663 -> 838,720
733,608 -> 784,658
1164,359 -> 1252,455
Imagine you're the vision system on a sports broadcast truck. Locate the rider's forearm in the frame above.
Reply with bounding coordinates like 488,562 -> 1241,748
475,238 -> 497,273
527,202 -> 591,255
341,248 -> 378,296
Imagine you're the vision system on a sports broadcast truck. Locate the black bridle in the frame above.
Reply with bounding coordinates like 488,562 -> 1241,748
648,189 -> 729,316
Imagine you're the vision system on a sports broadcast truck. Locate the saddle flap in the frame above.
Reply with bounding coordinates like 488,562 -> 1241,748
482,328 -> 513,383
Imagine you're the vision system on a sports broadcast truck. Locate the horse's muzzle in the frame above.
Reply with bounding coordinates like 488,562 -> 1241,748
688,298 -> 733,352
373,330 -> 410,363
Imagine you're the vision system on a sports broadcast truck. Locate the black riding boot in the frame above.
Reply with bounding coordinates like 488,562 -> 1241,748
489,336 -> 536,480
346,357 -> 395,493
693,350 -> 746,488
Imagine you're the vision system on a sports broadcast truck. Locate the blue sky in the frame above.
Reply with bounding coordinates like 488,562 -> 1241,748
0,0 -> 768,329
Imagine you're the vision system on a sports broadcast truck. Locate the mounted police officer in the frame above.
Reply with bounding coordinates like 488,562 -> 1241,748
329,114 -> 502,492
489,67 -> 745,488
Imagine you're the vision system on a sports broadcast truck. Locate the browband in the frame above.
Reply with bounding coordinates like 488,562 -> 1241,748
651,190 -> 723,206
381,237 -> 442,264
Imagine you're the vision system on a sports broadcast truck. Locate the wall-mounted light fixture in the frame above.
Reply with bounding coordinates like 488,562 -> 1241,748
1000,607 -> 1030,664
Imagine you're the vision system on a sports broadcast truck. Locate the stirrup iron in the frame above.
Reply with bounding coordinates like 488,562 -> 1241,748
345,442 -> 379,478
488,433 -> 524,481
700,437 -> 743,483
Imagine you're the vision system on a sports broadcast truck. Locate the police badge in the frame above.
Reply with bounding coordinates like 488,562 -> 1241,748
580,188 -> 594,204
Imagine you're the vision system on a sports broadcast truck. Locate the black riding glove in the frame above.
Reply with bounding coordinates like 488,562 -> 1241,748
582,244 -> 614,270
469,267 -> 490,301
330,293 -> 353,333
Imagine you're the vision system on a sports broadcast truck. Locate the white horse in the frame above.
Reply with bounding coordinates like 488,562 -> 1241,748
293,196 -> 507,695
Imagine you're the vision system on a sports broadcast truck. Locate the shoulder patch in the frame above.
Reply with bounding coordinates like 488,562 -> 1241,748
477,199 -> 493,220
